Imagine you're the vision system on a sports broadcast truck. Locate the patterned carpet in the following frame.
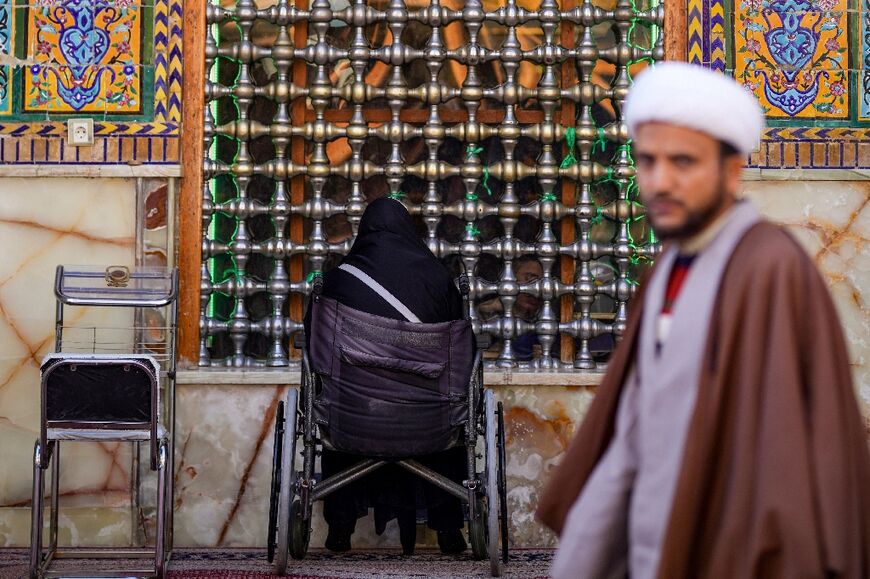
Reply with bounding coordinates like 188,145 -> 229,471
0,548 -> 553,578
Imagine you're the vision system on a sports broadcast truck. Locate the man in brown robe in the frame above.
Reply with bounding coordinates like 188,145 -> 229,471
537,62 -> 870,579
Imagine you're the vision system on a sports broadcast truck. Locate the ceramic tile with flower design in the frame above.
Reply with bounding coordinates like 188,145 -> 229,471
24,0 -> 143,114
734,0 -> 850,120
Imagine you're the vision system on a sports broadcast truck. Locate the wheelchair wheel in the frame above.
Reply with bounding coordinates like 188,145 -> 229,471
469,495 -> 488,561
484,390 -> 504,577
268,402 -> 285,565
270,389 -> 298,575
288,499 -> 311,560
497,401 -> 509,565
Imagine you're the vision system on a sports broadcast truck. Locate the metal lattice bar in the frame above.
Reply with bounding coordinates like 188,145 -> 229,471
202,0 -> 663,369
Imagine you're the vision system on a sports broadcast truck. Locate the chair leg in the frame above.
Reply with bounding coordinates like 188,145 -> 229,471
165,436 -> 175,552
132,441 -> 142,547
30,441 -> 46,579
154,441 -> 168,578
49,441 -> 60,552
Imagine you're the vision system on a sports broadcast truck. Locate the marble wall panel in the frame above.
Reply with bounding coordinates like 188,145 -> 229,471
497,385 -> 595,548
171,384 -> 592,550
742,180 -> 870,407
171,384 -> 456,550
0,177 -> 136,546
0,507 -> 133,549
172,384 -> 286,547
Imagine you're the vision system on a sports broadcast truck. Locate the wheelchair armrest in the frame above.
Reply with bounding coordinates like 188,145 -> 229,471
476,334 -> 492,350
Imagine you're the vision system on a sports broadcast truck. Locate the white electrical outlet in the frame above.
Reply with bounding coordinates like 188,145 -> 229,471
67,118 -> 94,146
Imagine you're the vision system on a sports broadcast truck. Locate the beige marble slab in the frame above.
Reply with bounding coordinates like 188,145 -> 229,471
742,181 -> 869,408
170,384 -> 591,549
0,178 -> 137,547
496,385 -> 594,548
743,169 -> 870,182
171,384 -> 424,549
0,507 -> 133,548
0,165 -> 183,178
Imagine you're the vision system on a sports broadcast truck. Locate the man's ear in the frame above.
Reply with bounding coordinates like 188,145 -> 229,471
722,154 -> 744,196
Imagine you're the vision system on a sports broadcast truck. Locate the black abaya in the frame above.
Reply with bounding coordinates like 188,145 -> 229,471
303,197 -> 467,536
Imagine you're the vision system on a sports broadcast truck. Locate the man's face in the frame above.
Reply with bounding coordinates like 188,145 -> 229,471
634,122 -> 743,241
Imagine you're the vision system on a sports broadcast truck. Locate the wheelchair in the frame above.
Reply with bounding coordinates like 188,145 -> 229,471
267,276 -> 509,576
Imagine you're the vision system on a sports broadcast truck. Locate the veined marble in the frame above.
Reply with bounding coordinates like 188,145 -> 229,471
0,178 -> 136,547
172,385 -> 286,547
742,181 -> 870,408
168,379 -> 594,549
169,384 -> 590,550
496,386 -> 594,547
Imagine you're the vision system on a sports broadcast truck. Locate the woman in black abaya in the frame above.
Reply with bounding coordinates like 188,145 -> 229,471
303,197 -> 468,555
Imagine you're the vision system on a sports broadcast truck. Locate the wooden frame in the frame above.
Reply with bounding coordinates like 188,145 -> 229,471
665,0 -> 689,61
178,2 -> 206,365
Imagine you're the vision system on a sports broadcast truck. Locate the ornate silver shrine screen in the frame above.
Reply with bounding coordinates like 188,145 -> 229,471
201,0 -> 663,369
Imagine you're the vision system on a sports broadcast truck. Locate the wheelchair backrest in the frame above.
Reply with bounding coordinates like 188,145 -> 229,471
309,296 -> 474,457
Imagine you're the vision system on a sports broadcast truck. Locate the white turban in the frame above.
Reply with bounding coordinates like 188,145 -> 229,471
624,62 -> 765,155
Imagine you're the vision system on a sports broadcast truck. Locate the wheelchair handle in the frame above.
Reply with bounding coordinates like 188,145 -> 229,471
458,274 -> 470,297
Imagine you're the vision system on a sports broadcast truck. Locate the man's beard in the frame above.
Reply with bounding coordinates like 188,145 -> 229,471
648,179 -> 731,242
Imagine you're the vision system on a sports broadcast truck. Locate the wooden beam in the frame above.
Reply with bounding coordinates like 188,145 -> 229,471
178,1 -> 207,366
289,0 -> 310,351
665,0 -> 689,61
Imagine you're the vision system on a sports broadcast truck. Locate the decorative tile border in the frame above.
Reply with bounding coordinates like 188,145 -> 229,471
0,134 -> 180,165
709,0 -> 726,72
688,0 -> 870,168
763,126 -> 870,140
688,0 -> 727,70
749,139 -> 870,169
862,0 -> 870,120
0,0 -> 181,164
688,0 -> 704,64
154,0 -> 183,123
0,0 -> 10,116
0,121 -> 179,137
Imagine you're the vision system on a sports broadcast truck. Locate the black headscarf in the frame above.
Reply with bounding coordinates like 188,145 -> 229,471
317,197 -> 463,323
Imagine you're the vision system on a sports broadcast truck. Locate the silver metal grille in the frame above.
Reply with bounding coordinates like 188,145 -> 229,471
202,0 -> 663,368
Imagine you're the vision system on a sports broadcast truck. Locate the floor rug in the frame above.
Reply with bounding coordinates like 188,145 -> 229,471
0,548 -> 553,578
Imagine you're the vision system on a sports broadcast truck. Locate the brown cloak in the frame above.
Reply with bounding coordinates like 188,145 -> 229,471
536,221 -> 870,578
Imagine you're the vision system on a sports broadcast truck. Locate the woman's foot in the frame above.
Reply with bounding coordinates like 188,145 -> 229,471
325,524 -> 353,552
397,511 -> 416,556
437,529 -> 467,554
